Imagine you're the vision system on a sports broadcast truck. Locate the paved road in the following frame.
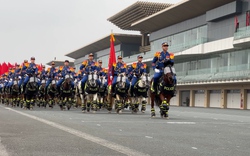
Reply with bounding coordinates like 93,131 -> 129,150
0,104 -> 249,156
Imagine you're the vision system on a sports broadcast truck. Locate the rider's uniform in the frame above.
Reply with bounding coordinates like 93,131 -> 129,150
18,61 -> 29,88
56,65 -> 74,89
96,66 -> 107,88
45,66 -> 57,89
129,61 -> 146,96
111,60 -> 130,91
23,62 -> 39,86
80,59 -> 99,88
151,51 -> 176,92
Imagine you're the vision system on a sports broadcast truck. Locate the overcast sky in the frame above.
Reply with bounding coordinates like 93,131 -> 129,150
0,0 -> 181,65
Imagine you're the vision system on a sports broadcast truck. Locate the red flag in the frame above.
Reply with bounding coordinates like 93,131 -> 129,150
1,62 -> 8,74
0,63 -> 2,75
246,11 -> 250,26
107,33 -> 117,85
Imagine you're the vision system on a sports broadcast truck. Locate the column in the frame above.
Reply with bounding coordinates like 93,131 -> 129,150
221,89 -> 227,108
176,89 -> 181,106
204,89 -> 210,108
240,89 -> 247,110
190,90 -> 195,107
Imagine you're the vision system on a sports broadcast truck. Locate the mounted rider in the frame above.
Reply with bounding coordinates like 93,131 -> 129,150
6,67 -> 15,89
96,60 -> 107,88
22,57 -> 39,92
38,65 -> 46,86
111,55 -> 130,95
79,53 -> 99,91
129,55 -> 147,97
151,42 -> 176,96
56,60 -> 75,92
18,60 -> 29,92
45,62 -> 57,93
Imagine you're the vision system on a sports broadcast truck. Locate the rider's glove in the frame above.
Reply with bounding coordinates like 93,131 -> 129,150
154,69 -> 160,73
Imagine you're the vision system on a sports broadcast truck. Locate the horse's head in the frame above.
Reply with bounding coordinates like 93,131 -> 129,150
117,73 -> 127,89
138,73 -> 151,88
88,71 -> 98,87
50,79 -> 57,91
64,74 -> 73,84
163,66 -> 175,85
99,76 -> 107,87
28,75 -> 38,89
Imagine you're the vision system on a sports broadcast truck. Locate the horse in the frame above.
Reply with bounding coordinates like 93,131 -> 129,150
37,77 -> 47,108
59,74 -> 74,110
11,76 -> 21,107
47,78 -> 58,108
131,73 -> 150,113
113,73 -> 130,114
150,65 -> 175,119
25,74 -> 39,110
81,71 -> 99,113
97,75 -> 108,110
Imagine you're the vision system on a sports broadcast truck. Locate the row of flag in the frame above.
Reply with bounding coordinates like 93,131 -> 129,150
0,62 -> 44,75
235,11 -> 250,32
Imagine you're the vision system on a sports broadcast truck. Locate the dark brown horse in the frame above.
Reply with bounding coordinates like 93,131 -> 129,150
59,74 -> 74,110
47,79 -> 57,108
150,66 -> 175,119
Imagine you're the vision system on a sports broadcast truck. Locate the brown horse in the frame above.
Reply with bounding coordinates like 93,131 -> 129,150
47,79 -> 57,108
150,66 -> 175,119
59,74 -> 74,110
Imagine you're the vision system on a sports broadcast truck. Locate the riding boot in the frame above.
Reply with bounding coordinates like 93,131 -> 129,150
112,85 -> 116,97
57,86 -> 61,95
151,81 -> 157,93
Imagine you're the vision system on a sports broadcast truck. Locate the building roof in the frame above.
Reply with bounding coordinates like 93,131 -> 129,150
65,33 -> 141,59
130,0 -> 236,32
46,60 -> 74,67
107,1 -> 172,31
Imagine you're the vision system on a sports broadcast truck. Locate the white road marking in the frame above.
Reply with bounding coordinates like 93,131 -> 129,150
145,136 -> 153,139
4,107 -> 149,156
97,124 -> 101,126
0,138 -> 9,156
167,122 -> 196,124
192,147 -> 198,150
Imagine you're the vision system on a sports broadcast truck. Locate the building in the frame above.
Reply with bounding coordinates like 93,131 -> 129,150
67,0 -> 250,110
46,60 -> 74,68
65,33 -> 143,69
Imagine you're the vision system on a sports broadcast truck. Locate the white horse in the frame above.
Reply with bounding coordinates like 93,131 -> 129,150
131,73 -> 151,113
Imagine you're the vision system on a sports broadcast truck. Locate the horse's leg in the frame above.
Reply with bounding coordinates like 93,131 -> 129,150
86,95 -> 91,112
115,94 -> 122,114
150,92 -> 156,117
159,93 -> 168,118
106,93 -> 112,112
92,93 -> 98,113
141,96 -> 147,113
80,93 -> 86,113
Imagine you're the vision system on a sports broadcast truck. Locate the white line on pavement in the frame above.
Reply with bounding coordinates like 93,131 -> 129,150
0,138 -> 9,156
4,107 -> 149,156
167,122 -> 196,124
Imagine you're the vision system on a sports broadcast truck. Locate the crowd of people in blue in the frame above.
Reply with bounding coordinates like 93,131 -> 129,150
0,42 -> 176,99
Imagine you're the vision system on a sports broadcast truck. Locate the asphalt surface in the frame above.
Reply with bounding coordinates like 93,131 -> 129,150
0,103 -> 250,156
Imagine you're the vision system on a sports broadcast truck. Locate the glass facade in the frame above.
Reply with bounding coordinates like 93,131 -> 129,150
175,49 -> 250,82
151,25 -> 208,53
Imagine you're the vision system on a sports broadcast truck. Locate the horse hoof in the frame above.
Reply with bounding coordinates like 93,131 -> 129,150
108,111 -> 111,114
92,111 -> 96,114
141,110 -> 145,113
82,110 -> 85,113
